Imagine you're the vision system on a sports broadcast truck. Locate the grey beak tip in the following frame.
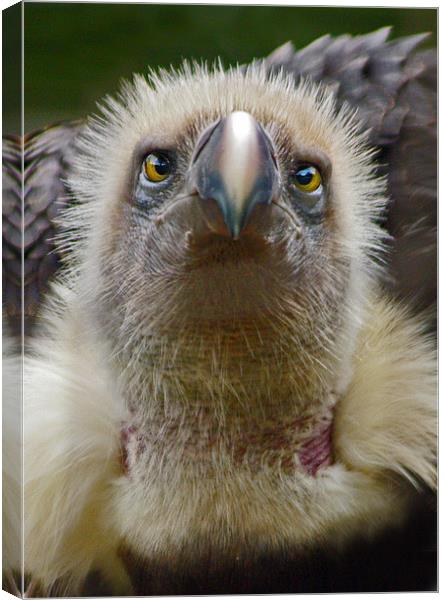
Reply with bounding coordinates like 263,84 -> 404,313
230,225 -> 241,241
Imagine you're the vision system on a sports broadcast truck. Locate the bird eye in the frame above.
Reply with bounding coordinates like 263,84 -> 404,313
293,165 -> 322,193
143,152 -> 171,183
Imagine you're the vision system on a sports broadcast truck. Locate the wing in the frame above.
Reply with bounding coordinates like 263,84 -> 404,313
2,121 -> 84,338
262,27 -> 437,319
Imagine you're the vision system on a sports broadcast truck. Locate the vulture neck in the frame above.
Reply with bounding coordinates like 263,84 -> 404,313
113,311 -> 340,478
119,311 -> 336,417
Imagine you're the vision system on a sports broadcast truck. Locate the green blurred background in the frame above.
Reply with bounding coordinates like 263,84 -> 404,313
12,3 -> 440,132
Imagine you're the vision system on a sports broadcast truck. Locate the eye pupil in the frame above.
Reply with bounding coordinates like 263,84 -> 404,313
293,165 -> 322,193
144,152 -> 171,182
152,155 -> 169,175
296,167 -> 314,186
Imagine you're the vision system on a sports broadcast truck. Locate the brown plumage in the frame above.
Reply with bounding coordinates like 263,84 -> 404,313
2,29 -> 436,595
3,122 -> 82,337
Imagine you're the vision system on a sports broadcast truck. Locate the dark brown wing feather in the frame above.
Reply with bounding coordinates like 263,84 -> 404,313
2,121 -> 84,338
263,27 -> 437,317
2,135 -> 22,336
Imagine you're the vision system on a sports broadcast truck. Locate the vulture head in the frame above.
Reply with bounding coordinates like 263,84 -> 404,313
68,65 -> 383,417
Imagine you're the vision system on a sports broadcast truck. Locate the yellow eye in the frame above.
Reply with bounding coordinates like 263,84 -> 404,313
143,153 -> 171,183
293,165 -> 322,193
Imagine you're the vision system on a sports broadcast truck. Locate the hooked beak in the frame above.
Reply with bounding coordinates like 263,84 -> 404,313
189,111 -> 280,239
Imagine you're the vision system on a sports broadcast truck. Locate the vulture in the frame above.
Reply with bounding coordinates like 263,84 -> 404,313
2,28 -> 437,596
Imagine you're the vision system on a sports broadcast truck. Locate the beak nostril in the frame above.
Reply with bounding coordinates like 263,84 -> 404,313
257,122 -> 279,171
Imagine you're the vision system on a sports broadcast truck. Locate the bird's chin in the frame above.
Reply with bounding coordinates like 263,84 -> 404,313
150,235 -> 297,334
182,229 -> 274,268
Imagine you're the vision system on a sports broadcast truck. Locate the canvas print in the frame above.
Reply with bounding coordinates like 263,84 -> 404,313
2,3 -> 437,596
